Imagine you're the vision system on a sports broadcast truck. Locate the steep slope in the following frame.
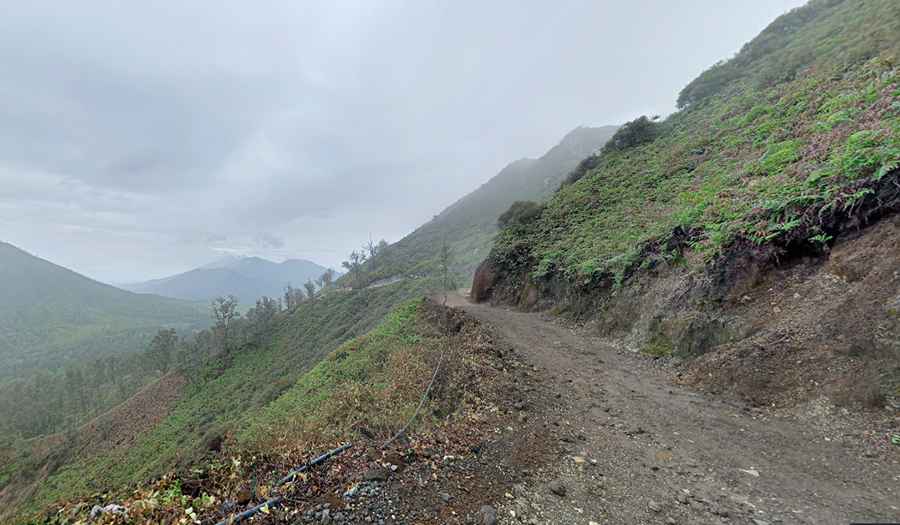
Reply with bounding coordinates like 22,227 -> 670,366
15,2 -> 900,522
477,0 -> 900,406
125,256 -> 331,303
356,126 -> 617,287
0,242 -> 207,379
23,298 -> 546,525
1,276 -> 438,521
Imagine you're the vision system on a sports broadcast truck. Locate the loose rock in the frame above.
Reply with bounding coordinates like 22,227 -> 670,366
478,505 -> 498,525
548,480 -> 567,497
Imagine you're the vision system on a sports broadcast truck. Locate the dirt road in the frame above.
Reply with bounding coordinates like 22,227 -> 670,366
447,293 -> 900,525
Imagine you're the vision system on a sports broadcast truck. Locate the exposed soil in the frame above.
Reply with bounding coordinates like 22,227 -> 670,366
78,372 -> 189,456
447,293 -> 900,525
0,373 -> 188,524
680,214 -> 900,410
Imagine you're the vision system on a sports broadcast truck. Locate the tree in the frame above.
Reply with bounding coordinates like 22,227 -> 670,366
365,238 -> 378,259
437,238 -> 455,298
318,268 -> 335,289
602,115 -> 660,154
247,296 -> 279,326
304,279 -> 317,300
283,285 -> 305,310
498,201 -> 543,229
211,295 -> 239,329
148,328 -> 178,373
342,249 -> 367,289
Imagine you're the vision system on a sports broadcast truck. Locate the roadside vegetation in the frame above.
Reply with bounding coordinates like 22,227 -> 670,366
490,0 -> 900,288
25,295 -> 474,525
1,266 -> 443,521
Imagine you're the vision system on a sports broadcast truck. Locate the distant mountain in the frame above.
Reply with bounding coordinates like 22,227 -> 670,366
356,125 -> 618,285
125,255 -> 332,303
0,242 -> 207,379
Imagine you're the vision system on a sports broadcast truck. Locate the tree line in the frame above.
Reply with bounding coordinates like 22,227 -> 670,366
0,266 -> 341,444
341,238 -> 388,289
0,234 -> 415,446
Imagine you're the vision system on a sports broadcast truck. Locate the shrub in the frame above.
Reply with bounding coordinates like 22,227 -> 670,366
561,154 -> 604,186
602,116 -> 660,154
497,201 -> 543,229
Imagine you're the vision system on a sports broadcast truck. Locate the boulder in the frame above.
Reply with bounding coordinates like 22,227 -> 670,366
471,259 -> 497,303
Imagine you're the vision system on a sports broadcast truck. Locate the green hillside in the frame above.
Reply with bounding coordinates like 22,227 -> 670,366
2,277 -> 436,521
0,242 -> 207,379
9,0 -> 900,521
487,0 -> 899,290
356,126 -> 617,287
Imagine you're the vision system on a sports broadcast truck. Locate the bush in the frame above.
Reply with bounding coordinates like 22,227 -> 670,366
602,116 -> 660,154
497,201 -> 543,229
561,154 -> 604,187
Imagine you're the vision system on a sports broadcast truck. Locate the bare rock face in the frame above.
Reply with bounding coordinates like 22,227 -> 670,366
471,259 -> 498,303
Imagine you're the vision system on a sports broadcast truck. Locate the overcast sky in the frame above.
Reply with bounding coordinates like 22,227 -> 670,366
0,0 -> 804,282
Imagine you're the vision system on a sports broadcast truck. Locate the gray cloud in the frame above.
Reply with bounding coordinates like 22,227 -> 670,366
0,0 -> 805,281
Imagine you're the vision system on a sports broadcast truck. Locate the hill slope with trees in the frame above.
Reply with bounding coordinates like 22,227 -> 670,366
353,125 -> 617,287
477,0 -> 899,408
8,0 -> 900,521
0,242 -> 207,380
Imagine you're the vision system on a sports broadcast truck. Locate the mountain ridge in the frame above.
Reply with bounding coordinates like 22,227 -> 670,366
124,255 -> 332,303
352,124 -> 618,287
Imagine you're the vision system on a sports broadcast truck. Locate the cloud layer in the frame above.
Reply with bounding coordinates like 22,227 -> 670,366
0,0 -> 803,281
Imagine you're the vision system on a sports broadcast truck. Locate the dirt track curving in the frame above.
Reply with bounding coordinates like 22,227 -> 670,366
447,293 -> 900,525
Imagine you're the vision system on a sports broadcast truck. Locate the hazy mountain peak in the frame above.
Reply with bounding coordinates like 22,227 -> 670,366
125,254 -> 331,303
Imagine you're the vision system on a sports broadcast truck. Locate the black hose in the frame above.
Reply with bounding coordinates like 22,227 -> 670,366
214,442 -> 352,525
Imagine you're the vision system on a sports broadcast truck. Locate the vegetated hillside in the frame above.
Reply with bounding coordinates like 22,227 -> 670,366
125,255 -> 332,303
477,0 -> 900,406
24,297 -> 530,525
0,242 -> 207,379
1,276 -> 440,522
0,97 -> 613,525
355,126 -> 617,287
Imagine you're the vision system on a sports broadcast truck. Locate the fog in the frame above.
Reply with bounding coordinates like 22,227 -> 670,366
0,0 -> 803,282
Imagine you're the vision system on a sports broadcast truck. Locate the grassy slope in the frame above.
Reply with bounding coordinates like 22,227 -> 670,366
16,278 -> 434,519
358,126 -> 617,287
240,299 -> 431,444
0,242 -> 207,378
491,0 -> 900,288
28,298 -> 474,524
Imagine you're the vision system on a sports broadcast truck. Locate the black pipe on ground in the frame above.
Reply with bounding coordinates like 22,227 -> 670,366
214,442 -> 352,525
